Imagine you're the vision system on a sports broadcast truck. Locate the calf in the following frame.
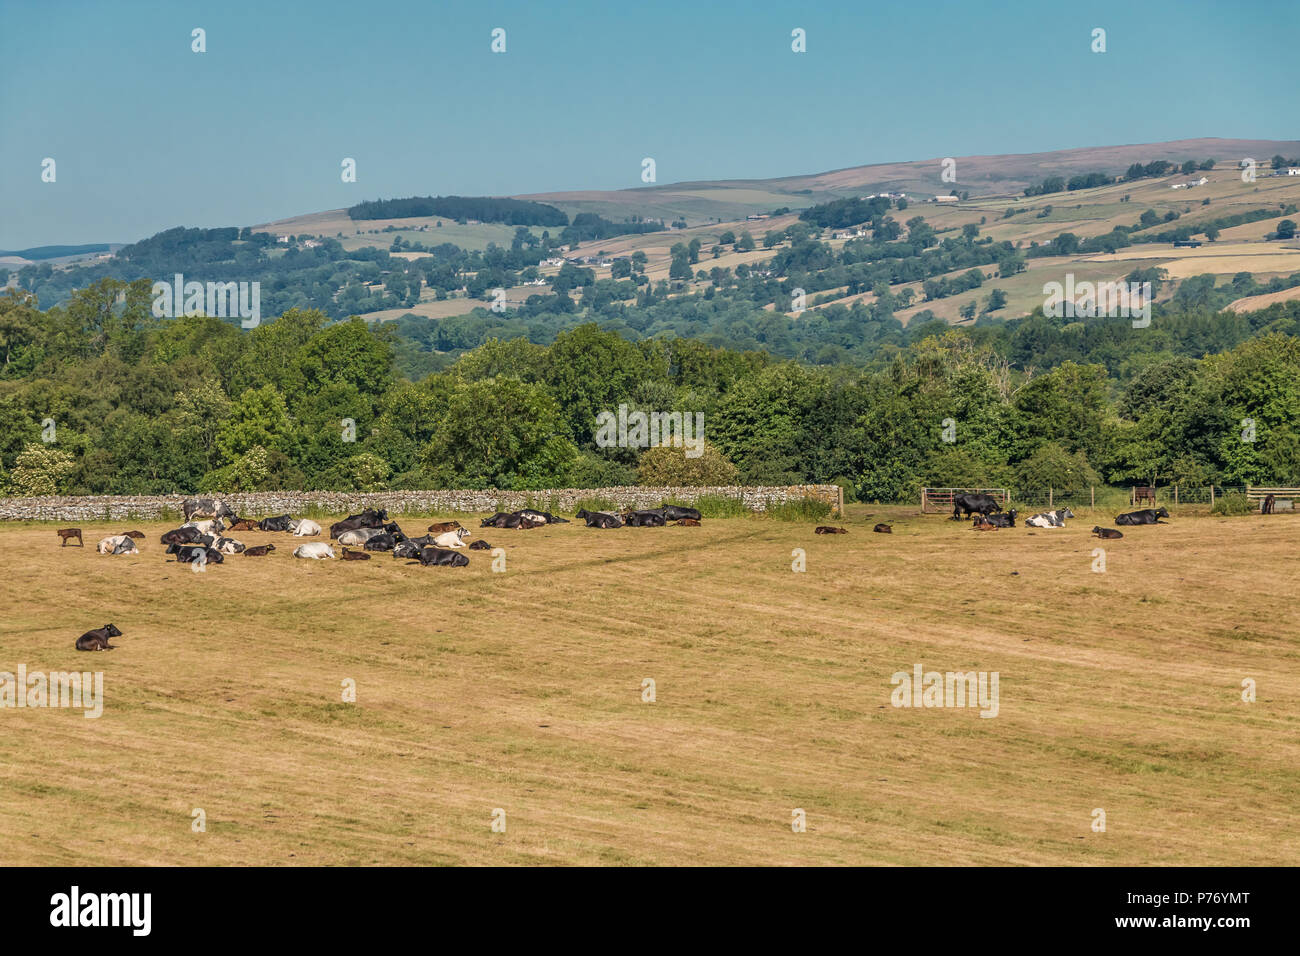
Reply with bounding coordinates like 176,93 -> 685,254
293,542 -> 335,559
119,530 -> 145,539
258,514 -> 294,532
873,523 -> 892,534
56,528 -> 83,547
469,539 -> 493,550
417,546 -> 470,567
75,624 -> 122,651
972,522 -> 998,532
242,544 -> 276,556
1091,526 -> 1124,539
340,548 -> 371,560
815,526 -> 848,534
1114,507 -> 1170,526
1262,494 -> 1276,515
427,521 -> 464,534
676,518 -> 701,526
976,509 -> 1018,528
228,518 -> 259,532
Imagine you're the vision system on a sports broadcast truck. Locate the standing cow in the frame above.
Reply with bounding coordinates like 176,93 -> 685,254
951,493 -> 1004,521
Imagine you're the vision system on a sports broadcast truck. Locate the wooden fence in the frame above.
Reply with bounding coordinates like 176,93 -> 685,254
920,488 -> 1010,514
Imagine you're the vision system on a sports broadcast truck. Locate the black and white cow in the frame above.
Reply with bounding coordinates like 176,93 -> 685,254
975,509 -> 1018,528
258,514 -> 294,532
1024,508 -> 1076,528
1115,507 -> 1170,525
328,509 -> 388,539
182,497 -> 237,522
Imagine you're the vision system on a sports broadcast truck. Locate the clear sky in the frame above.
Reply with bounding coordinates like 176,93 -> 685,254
2,0 -> 1296,248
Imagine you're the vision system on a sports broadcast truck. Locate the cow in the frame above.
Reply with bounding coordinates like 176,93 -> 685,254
976,509 -> 1018,528
362,534 -> 400,552
1024,508 -> 1076,529
293,542 -> 335,559
429,529 -> 470,548
337,526 -> 388,546
242,544 -> 276,556
481,512 -> 511,528
972,522 -> 998,531
873,524 -> 892,534
660,505 -> 702,521
328,509 -> 388,539
182,498 -> 236,522
119,530 -> 145,539
97,534 -> 138,554
76,624 -> 122,651
469,539 -> 493,550
258,514 -> 294,532
623,510 -> 667,527
56,528 -> 83,547
213,536 -> 246,554
392,541 -> 423,560
951,493 -> 1003,521
228,518 -> 259,532
427,521 -> 464,534
1091,527 -> 1124,539
170,544 -> 223,564
1262,494 -> 1276,515
576,509 -> 623,529
182,517 -> 225,535
416,546 -> 470,567
160,526 -> 203,546
516,509 -> 568,524
340,548 -> 371,560
815,526 -> 848,534
290,519 -> 323,537
1114,507 -> 1170,526
676,518 -> 701,526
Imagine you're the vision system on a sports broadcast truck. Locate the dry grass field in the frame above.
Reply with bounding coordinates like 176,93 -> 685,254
1,505 -> 1297,866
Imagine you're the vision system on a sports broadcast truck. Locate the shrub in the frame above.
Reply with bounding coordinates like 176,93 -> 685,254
1211,493 -> 1253,516
637,442 -> 739,486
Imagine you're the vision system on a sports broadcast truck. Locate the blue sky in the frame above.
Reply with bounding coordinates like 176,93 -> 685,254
2,0 -> 1296,247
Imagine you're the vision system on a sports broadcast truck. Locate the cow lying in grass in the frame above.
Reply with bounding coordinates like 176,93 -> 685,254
815,526 -> 847,534
873,524 -> 892,534
242,544 -> 276,556
293,542 -> 335,559
329,509 -> 388,538
290,519 -> 322,536
1115,507 -> 1170,525
168,544 -> 223,564
97,534 -> 138,554
974,509 -> 1018,528
76,624 -> 121,651
576,509 -> 623,528
1024,508 -> 1076,528
1092,527 -> 1123,539
416,546 -> 470,567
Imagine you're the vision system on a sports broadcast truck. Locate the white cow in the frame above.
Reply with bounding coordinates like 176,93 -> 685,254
213,536 -> 245,554
97,534 -> 138,554
291,519 -> 322,536
431,528 -> 471,548
337,527 -> 386,546
182,517 -> 225,535
293,542 -> 335,560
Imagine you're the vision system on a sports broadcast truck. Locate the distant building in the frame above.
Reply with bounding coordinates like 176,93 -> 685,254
933,195 -> 959,203
1287,168 -> 1300,176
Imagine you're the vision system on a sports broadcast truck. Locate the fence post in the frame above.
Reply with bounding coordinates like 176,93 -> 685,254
1210,485 -> 1215,508
1049,486 -> 1053,507
1174,484 -> 1179,506
1090,486 -> 1095,509
921,488 -> 927,513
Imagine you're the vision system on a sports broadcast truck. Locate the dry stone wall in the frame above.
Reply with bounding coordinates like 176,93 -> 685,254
0,486 -> 841,521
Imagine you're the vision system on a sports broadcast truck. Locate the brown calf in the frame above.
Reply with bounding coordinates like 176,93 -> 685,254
120,530 -> 145,539
427,521 -> 465,534
340,548 -> 371,560
676,518 -> 701,526
242,544 -> 276,556
814,526 -> 848,534
873,523 -> 892,534
229,518 -> 259,531
57,528 -> 83,547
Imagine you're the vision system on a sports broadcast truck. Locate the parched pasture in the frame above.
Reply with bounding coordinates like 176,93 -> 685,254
0,506 -> 1296,866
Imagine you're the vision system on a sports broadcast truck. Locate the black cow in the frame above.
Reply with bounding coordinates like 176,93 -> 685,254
623,510 -> 667,527
362,533 -> 400,552
469,539 -> 492,550
660,505 -> 702,521
258,514 -> 294,532
976,509 -> 1018,528
76,624 -> 122,651
329,509 -> 389,539
952,493 -> 1003,521
1092,527 -> 1124,539
576,509 -> 623,528
482,512 -> 525,529
1114,507 -> 1170,526
392,541 -> 422,559
160,526 -> 203,546
416,546 -> 470,567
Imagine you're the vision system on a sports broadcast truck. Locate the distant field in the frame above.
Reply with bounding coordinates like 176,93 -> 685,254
2,505 -> 1296,865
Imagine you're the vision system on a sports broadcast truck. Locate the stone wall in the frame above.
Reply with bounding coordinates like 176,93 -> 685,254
0,485 -> 842,522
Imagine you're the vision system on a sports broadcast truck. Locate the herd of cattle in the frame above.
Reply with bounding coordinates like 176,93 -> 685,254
949,492 -> 1171,537
58,497 -> 707,569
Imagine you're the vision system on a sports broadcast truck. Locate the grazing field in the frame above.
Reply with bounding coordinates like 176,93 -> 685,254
1,506 -> 1296,866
